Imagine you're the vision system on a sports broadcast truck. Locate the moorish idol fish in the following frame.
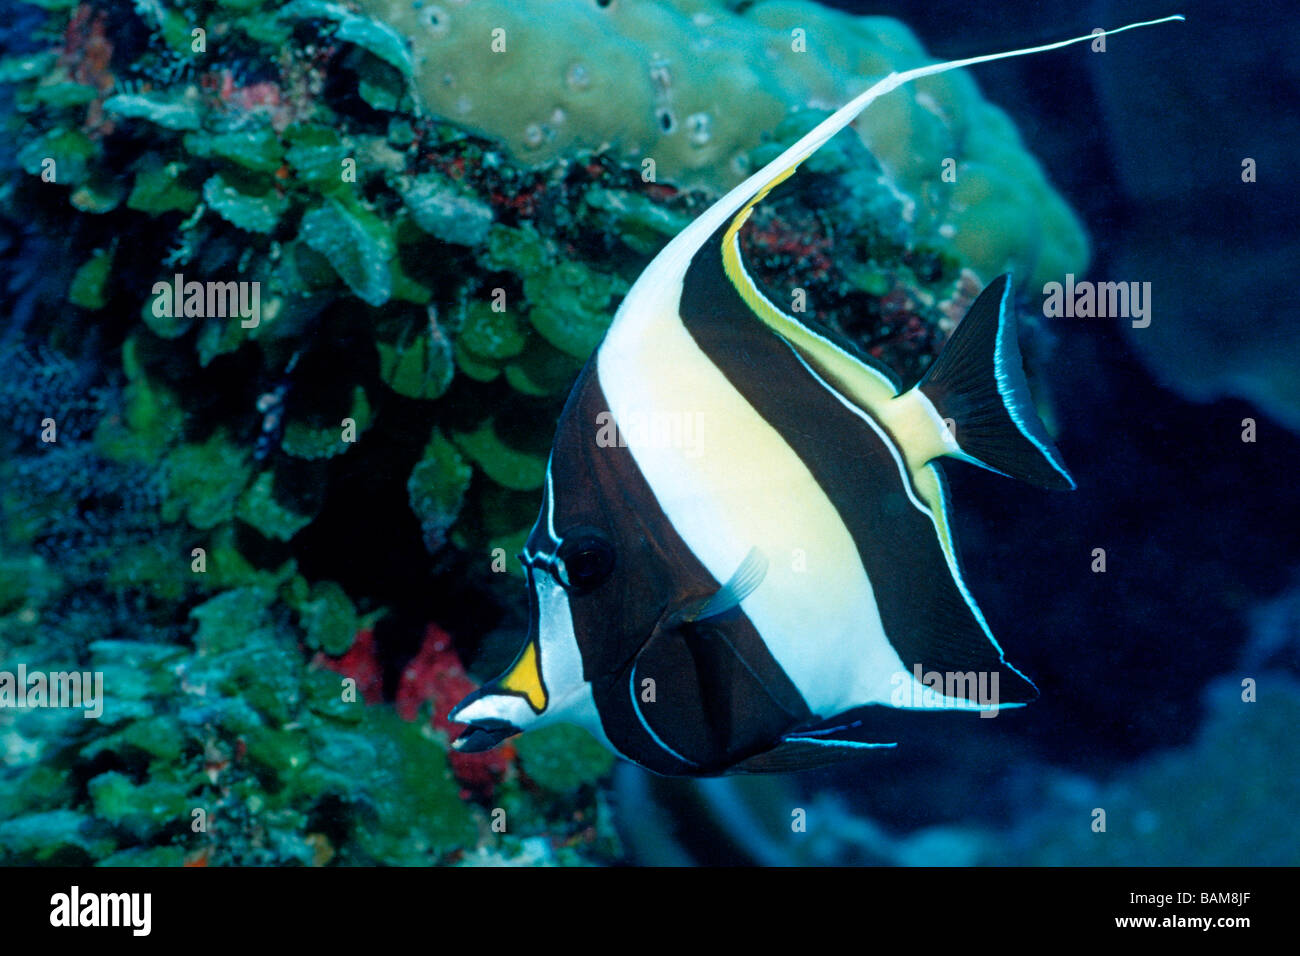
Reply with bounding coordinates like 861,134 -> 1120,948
450,16 -> 1183,775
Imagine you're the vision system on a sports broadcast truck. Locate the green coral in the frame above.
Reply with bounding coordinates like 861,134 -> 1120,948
408,430 -> 474,553
127,159 -> 200,217
186,128 -> 285,174
104,91 -> 201,131
0,580 -> 494,865
237,471 -> 318,541
515,725 -> 616,792
458,303 -> 528,362
378,331 -> 454,400
583,187 -> 694,256
291,579 -> 360,655
162,431 -> 253,531
0,811 -> 115,865
18,127 -> 93,182
299,198 -> 395,306
284,125 -> 350,189
399,172 -> 495,246
68,246 -> 113,310
204,172 -> 289,234
280,386 -> 373,459
453,418 -> 548,493
88,772 -> 191,841
480,223 -> 627,359
525,258 -> 627,360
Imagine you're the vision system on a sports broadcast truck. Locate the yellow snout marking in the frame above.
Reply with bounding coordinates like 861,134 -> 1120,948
500,640 -> 547,712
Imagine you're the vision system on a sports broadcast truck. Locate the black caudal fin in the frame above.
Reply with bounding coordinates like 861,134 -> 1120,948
919,274 -> 1076,490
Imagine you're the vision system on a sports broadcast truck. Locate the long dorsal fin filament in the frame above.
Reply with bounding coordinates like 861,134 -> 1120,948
647,14 -> 1185,285
658,16 -> 1184,448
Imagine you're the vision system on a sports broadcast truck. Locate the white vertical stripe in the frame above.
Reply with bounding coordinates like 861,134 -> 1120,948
598,285 -> 904,715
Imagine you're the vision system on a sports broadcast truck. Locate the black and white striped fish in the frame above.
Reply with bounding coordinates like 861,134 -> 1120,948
450,16 -> 1182,775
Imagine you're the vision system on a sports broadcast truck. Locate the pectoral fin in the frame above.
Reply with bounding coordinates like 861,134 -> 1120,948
672,547 -> 768,624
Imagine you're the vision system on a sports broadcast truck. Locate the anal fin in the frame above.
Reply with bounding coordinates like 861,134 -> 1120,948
731,732 -> 895,775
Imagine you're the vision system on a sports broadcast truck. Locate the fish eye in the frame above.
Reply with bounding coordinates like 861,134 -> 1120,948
556,528 -> 615,592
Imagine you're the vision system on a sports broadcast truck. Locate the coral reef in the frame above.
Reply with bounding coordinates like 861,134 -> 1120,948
360,0 -> 1088,288
0,573 -> 618,864
0,0 -> 1087,865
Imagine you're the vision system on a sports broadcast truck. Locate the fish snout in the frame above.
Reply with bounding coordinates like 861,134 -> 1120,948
451,717 -> 522,753
447,682 -> 537,752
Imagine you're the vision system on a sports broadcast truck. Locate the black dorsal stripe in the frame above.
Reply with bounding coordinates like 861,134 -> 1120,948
679,233 -> 1036,703
542,358 -> 811,774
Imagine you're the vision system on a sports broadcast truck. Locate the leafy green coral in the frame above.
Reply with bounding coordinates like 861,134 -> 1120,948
408,429 -> 473,554
515,725 -> 617,794
0,569 -> 612,865
299,198 -> 395,306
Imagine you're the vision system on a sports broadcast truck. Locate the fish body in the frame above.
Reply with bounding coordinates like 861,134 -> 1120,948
451,17 -> 1182,775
